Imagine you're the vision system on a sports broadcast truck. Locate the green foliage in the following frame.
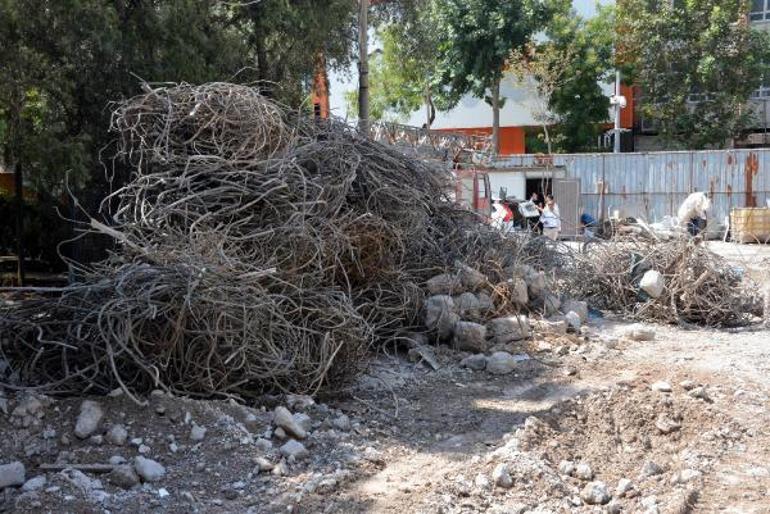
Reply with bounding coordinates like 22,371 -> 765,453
618,0 -> 770,149
546,4 -> 614,152
0,0 -> 358,199
345,11 -> 458,124
431,0 -> 551,100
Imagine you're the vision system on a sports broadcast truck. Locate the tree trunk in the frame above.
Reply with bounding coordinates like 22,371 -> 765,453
542,123 -> 553,155
491,78 -> 501,156
357,0 -> 369,135
13,159 -> 25,286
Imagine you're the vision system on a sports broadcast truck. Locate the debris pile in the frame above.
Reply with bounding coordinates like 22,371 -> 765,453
568,238 -> 758,327
0,83 -> 527,400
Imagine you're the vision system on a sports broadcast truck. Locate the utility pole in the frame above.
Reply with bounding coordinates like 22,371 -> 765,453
357,0 -> 369,135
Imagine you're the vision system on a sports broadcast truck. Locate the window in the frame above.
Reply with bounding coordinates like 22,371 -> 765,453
751,0 -> 770,21
753,75 -> 770,99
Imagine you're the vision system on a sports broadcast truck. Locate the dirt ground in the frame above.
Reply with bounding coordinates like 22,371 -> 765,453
2,242 -> 770,513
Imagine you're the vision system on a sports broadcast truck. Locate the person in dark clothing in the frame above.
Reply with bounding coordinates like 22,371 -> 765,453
580,212 -> 598,238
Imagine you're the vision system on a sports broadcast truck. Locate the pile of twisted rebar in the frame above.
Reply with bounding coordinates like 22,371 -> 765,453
564,238 -> 760,328
0,83 -> 522,402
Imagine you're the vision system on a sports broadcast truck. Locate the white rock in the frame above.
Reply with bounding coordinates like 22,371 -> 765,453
279,440 -> 308,460
452,321 -> 488,353
273,406 -> 307,439
0,461 -> 26,488
640,270 -> 665,298
679,380 -> 697,390
293,413 -> 312,433
106,424 -> 128,446
641,461 -> 663,477
650,381 -> 672,393
562,299 -> 589,323
616,478 -> 634,497
532,319 -> 568,336
21,475 -> 46,492
688,386 -> 711,401
189,424 -> 207,442
74,400 -> 104,439
133,457 -> 166,482
565,311 -> 581,332
655,416 -> 681,434
580,481 -> 611,505
460,354 -> 487,371
575,463 -> 594,480
623,325 -> 655,341
492,464 -> 513,488
488,315 -> 530,344
108,456 -> 126,465
474,473 -> 491,489
558,460 -> 576,476
670,468 -> 701,485
158,487 -> 170,498
332,415 -> 351,432
486,352 -> 518,375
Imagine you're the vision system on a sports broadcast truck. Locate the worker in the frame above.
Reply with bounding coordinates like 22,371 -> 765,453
527,192 -> 542,233
539,194 -> 561,240
580,212 -> 598,239
677,191 -> 710,237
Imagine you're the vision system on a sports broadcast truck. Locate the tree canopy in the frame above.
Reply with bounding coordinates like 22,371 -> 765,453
617,0 -> 770,149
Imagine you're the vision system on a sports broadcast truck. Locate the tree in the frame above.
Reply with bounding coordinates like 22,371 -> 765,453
431,0 -> 552,154
0,0 -> 359,271
617,0 -> 770,149
344,12 -> 458,126
511,3 -> 613,153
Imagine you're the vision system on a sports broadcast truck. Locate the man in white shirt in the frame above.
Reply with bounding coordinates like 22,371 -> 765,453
539,194 -> 561,240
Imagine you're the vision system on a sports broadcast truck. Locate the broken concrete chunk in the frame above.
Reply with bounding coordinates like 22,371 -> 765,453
622,325 -> 656,342
279,440 -> 308,460
510,278 -> 529,306
106,424 -> 128,446
426,273 -> 463,295
492,464 -> 513,488
640,270 -> 665,298
532,319 -> 568,336
561,299 -> 589,323
581,481 -> 611,505
273,406 -> 307,440
454,292 -> 482,317
488,315 -> 530,344
452,321 -> 488,353
486,352 -> 518,375
133,456 -> 165,482
423,295 -> 460,339
455,262 -> 486,291
460,354 -> 487,371
74,400 -> 104,439
0,461 -> 25,488
565,311 -> 581,332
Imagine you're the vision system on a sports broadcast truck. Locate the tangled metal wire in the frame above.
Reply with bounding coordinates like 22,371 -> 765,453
564,237 -> 760,327
1,83 -> 523,401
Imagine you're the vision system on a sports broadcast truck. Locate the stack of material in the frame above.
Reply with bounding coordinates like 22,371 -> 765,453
730,208 -> 770,244
0,83 -> 524,401
566,238 -> 758,327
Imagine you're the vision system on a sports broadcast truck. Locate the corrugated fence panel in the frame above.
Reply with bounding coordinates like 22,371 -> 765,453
494,149 -> 770,227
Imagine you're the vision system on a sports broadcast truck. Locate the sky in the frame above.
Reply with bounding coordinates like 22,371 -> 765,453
327,0 -> 614,123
